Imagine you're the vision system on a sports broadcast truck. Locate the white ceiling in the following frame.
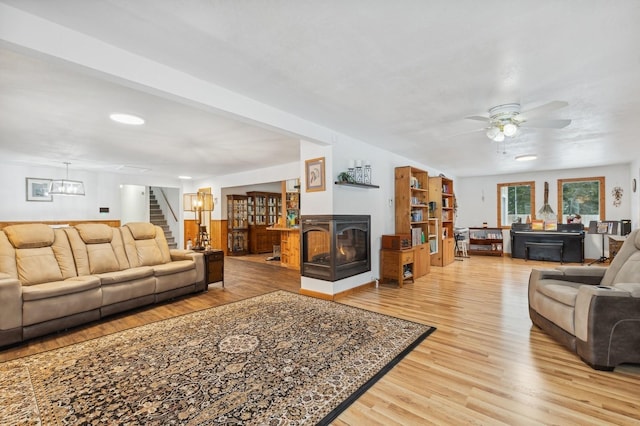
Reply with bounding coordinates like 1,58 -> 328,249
1,1 -> 640,179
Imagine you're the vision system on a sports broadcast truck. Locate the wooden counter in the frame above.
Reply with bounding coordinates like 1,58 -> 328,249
267,227 -> 300,270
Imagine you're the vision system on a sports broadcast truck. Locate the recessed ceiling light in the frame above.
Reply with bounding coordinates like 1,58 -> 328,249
515,154 -> 538,162
178,176 -> 193,180
109,113 -> 145,125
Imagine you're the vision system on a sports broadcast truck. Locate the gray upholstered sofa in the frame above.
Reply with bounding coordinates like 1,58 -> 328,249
528,228 -> 640,370
0,222 -> 204,347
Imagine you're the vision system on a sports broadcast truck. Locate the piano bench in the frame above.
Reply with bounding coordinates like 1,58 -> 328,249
525,241 -> 564,264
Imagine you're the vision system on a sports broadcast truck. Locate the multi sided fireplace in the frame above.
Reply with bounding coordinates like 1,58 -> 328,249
301,215 -> 371,282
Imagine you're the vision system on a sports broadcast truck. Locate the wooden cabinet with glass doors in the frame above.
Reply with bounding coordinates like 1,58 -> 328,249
227,195 -> 249,255
247,191 -> 281,254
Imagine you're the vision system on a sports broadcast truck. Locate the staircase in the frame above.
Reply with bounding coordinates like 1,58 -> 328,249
149,188 -> 178,249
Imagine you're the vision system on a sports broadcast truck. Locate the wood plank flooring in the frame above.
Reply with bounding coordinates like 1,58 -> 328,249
2,255 -> 639,424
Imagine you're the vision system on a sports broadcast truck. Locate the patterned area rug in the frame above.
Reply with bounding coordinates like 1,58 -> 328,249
0,291 -> 434,425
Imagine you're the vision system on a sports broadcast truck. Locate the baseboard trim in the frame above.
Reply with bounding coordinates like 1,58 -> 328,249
299,281 -> 376,301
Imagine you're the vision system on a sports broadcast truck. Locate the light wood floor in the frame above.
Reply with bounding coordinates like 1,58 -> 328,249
2,256 -> 639,425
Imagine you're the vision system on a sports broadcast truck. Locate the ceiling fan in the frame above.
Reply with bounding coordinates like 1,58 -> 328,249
466,101 -> 571,142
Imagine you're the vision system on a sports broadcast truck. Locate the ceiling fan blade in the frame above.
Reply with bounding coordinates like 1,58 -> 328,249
519,101 -> 568,120
519,119 -> 572,129
465,115 -> 490,122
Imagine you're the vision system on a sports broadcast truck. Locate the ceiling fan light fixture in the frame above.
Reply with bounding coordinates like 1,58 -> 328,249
493,132 -> 505,142
486,126 -> 501,140
515,154 -> 538,162
503,122 -> 518,137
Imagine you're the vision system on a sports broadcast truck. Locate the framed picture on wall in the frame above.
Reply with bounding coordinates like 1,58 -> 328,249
26,177 -> 52,202
305,157 -> 325,192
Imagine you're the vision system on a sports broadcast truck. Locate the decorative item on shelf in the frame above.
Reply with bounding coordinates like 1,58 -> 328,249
410,176 -> 419,188
49,162 -> 85,196
183,191 -> 214,250
337,172 -> 355,183
347,160 -> 355,182
364,161 -> 372,184
355,160 -> 364,183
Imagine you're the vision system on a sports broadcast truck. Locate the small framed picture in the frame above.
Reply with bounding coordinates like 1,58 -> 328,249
26,177 -> 52,202
305,157 -> 325,192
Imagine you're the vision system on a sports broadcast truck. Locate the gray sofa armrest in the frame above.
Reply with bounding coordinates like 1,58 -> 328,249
551,265 -> 606,285
574,285 -> 640,369
0,275 -> 22,330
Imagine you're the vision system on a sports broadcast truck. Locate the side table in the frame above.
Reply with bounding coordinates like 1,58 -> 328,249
380,248 -> 414,288
202,250 -> 224,289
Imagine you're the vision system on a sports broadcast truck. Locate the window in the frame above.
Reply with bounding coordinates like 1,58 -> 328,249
497,181 -> 536,228
557,177 -> 605,225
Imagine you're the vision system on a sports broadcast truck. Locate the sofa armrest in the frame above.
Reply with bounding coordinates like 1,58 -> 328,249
0,276 -> 22,330
170,250 -> 205,285
551,266 -> 606,285
169,248 -> 196,261
574,285 -> 640,369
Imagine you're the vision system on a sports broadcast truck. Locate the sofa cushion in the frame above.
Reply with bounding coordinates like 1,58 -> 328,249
126,222 -> 156,240
76,223 -> 113,244
537,280 -> 582,306
4,224 -> 54,249
0,231 -> 17,279
16,247 -> 63,286
86,243 -> 120,274
51,228 -> 77,279
21,276 -> 101,301
601,229 -> 640,286
152,259 -> 195,277
614,282 -> 640,297
97,266 -> 154,285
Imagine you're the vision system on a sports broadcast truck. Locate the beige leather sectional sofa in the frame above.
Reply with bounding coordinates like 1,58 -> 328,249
0,222 -> 204,347
528,228 -> 640,370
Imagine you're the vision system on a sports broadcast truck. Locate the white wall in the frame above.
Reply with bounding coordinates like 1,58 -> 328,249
120,184 -> 148,224
456,163 -> 633,259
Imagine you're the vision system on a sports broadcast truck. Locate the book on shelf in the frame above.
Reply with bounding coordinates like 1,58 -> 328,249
429,239 -> 437,253
411,227 -> 423,246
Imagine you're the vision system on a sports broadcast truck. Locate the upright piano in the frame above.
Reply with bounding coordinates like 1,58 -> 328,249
510,223 -> 585,263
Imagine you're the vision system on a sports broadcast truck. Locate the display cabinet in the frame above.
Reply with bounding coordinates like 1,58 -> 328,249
227,195 -> 249,255
429,176 -> 455,266
394,166 -> 431,278
247,191 -> 281,254
468,227 -> 504,256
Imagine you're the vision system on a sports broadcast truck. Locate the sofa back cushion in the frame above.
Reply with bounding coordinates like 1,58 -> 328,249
4,224 -> 54,248
2,224 -> 77,285
66,224 -> 130,275
122,223 -> 171,267
0,231 -> 18,278
602,229 -> 640,286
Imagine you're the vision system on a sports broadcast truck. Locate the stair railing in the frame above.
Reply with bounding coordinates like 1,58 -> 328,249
158,187 -> 178,222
